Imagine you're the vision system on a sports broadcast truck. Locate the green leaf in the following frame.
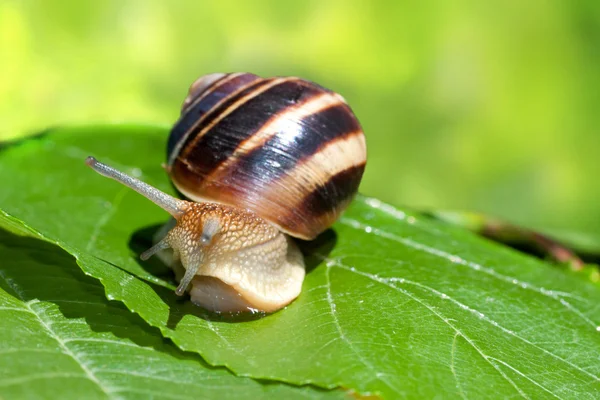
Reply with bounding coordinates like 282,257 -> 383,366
2,125 -> 600,399
0,227 -> 343,399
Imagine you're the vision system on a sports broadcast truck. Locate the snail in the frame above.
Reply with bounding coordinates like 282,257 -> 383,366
86,72 -> 367,313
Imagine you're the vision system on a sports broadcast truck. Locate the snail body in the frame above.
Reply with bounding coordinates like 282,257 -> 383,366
87,72 -> 366,313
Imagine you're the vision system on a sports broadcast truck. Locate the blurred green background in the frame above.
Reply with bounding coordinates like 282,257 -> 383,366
1,0 -> 599,235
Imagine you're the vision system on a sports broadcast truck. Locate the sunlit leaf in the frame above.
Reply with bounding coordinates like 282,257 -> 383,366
0,227 -> 343,400
1,125 -> 600,399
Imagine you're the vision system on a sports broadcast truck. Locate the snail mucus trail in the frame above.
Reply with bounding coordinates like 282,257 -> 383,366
86,72 -> 366,313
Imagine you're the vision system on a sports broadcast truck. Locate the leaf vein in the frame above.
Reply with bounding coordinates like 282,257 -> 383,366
325,264 -> 402,396
0,270 -> 114,398
340,218 -> 596,328
86,187 -> 128,252
450,332 -> 468,400
328,260 -> 533,398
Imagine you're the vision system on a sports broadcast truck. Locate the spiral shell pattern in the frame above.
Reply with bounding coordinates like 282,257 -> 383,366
167,73 -> 366,240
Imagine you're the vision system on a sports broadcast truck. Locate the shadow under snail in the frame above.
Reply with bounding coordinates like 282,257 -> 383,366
86,72 -> 367,313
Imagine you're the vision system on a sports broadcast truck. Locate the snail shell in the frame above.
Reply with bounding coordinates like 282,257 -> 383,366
168,72 -> 367,240
86,72 -> 366,313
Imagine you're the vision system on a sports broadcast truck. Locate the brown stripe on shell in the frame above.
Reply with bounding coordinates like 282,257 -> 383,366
282,163 -> 366,238
208,102 -> 363,190
174,77 -> 324,179
168,73 -> 262,166
182,73 -> 229,112
182,77 -> 291,156
253,131 -> 366,238
200,91 -> 346,189
181,72 -> 255,114
264,131 -> 366,201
